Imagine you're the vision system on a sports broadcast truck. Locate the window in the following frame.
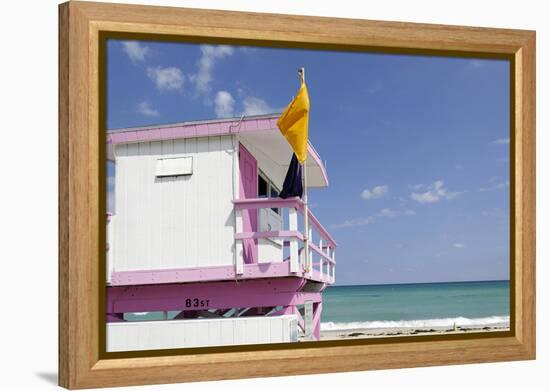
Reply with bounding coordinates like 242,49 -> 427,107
258,171 -> 281,214
155,156 -> 193,177
258,175 -> 268,198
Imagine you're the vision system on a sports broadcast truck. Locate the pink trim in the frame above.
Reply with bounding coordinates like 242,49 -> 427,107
233,197 -> 302,211
107,116 -> 278,145
110,261 -> 332,286
235,230 -> 304,241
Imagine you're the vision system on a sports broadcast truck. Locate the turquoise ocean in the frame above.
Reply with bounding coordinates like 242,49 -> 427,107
321,280 -> 510,330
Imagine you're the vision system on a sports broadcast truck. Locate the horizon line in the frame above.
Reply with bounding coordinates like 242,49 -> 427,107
331,278 -> 510,288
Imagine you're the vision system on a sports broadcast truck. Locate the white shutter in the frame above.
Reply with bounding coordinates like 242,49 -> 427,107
155,156 -> 193,177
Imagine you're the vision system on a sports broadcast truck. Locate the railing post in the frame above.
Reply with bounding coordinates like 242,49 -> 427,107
308,226 -> 313,276
319,238 -> 324,279
288,207 -> 299,273
235,209 -> 244,275
327,246 -> 334,282
331,249 -> 336,282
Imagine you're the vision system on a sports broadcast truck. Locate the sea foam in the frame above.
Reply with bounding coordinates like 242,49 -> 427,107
320,316 -> 510,331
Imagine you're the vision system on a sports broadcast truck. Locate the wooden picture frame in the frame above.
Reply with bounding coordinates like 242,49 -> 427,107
58,1 -> 536,388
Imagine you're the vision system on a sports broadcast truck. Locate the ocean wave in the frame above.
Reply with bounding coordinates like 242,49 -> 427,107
321,316 -> 510,331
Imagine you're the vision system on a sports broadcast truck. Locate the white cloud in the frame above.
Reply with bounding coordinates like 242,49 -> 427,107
333,206 -> 414,229
242,96 -> 276,116
147,66 -> 184,91
453,243 -> 465,249
479,179 -> 509,192
191,45 -> 234,94
361,185 -> 388,200
410,180 -> 459,204
331,216 -> 376,229
491,138 -> 510,145
377,208 -> 399,218
136,100 -> 159,117
121,41 -> 149,62
214,91 -> 235,118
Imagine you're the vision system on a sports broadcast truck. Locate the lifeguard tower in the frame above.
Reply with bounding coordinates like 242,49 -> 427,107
106,113 -> 336,351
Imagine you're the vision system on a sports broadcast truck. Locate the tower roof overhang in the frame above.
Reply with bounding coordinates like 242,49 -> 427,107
107,113 -> 328,188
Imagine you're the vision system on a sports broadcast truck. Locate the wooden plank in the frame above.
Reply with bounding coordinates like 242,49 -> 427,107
288,208 -> 299,273
58,3 -> 70,387
75,1 -> 532,54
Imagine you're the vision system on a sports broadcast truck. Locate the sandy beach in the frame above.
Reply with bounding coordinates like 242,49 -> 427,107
319,323 -> 510,340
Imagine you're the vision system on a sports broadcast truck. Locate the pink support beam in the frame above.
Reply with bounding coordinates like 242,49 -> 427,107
108,289 -> 322,315
106,277 -> 323,316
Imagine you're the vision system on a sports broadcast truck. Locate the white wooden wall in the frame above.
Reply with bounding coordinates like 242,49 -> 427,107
113,136 -> 236,272
258,208 -> 283,263
106,315 -> 298,352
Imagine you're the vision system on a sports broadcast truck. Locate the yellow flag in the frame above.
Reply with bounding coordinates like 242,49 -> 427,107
277,80 -> 309,163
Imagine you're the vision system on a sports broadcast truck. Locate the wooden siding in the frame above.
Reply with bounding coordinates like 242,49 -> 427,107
113,135 -> 236,272
106,315 -> 298,352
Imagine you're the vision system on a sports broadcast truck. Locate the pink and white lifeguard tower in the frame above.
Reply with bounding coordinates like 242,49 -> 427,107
106,113 -> 336,352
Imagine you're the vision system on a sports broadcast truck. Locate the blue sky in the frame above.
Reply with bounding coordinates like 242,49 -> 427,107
106,39 -> 510,285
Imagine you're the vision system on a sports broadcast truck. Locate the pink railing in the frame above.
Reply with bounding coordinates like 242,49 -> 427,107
232,197 -> 336,284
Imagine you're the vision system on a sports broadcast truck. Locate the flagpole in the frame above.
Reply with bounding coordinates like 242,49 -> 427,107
303,156 -> 310,274
299,67 -> 310,274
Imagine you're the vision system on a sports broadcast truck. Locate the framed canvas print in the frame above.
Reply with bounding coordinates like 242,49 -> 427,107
58,1 -> 536,389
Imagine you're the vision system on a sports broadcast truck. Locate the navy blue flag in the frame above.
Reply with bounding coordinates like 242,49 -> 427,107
279,153 -> 303,199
